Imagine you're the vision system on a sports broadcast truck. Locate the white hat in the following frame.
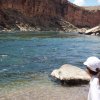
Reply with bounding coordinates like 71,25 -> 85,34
83,56 -> 100,72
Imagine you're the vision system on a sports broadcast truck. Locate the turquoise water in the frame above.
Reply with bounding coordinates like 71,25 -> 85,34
0,31 -> 100,94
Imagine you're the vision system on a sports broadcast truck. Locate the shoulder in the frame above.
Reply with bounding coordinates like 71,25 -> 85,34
89,77 -> 100,94
90,77 -> 99,87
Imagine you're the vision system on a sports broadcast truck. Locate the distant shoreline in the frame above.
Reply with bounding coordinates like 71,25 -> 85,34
0,27 -> 87,34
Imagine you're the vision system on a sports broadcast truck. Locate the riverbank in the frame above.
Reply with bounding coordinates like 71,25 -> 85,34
0,84 -> 89,100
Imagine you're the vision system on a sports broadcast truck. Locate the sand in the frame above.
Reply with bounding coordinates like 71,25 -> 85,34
0,84 -> 89,100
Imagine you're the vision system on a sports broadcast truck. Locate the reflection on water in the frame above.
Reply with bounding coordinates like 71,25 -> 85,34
0,31 -> 80,39
0,31 -> 100,95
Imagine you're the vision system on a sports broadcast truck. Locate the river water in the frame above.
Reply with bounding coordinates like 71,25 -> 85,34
0,31 -> 100,97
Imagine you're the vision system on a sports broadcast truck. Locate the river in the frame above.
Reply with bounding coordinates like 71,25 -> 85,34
0,31 -> 100,99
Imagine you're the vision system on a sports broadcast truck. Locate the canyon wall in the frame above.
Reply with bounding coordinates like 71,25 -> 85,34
0,0 -> 67,17
66,2 -> 100,28
0,0 -> 100,31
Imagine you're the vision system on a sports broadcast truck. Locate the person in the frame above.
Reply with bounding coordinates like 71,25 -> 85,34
84,56 -> 100,100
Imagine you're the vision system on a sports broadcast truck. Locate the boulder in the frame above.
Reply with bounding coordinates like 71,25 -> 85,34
85,25 -> 100,35
51,64 -> 90,85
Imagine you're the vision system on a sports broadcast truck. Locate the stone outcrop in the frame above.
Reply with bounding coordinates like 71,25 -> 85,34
85,25 -> 100,35
51,64 -> 90,85
0,0 -> 100,31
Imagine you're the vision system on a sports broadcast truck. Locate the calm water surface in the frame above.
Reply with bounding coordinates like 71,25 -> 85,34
0,31 -> 100,95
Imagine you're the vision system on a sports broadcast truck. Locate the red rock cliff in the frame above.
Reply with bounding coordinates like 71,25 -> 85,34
66,2 -> 100,28
0,0 -> 100,30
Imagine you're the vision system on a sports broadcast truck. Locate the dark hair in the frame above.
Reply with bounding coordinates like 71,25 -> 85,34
86,67 -> 100,85
86,67 -> 97,75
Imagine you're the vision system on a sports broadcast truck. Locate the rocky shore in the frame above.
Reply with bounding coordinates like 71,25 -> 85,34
0,20 -> 78,33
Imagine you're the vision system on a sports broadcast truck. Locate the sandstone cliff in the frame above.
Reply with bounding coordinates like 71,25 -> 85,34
0,0 -> 100,31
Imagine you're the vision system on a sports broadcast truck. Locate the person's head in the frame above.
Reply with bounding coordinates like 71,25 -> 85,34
83,56 -> 100,84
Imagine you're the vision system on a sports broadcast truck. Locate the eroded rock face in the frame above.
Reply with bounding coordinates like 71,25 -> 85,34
0,0 -> 100,31
66,2 -> 100,28
0,0 -> 67,17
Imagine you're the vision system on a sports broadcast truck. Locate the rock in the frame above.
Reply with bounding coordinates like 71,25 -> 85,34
77,28 -> 88,34
85,25 -> 100,35
57,18 -> 78,32
51,64 -> 90,85
16,23 -> 37,31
